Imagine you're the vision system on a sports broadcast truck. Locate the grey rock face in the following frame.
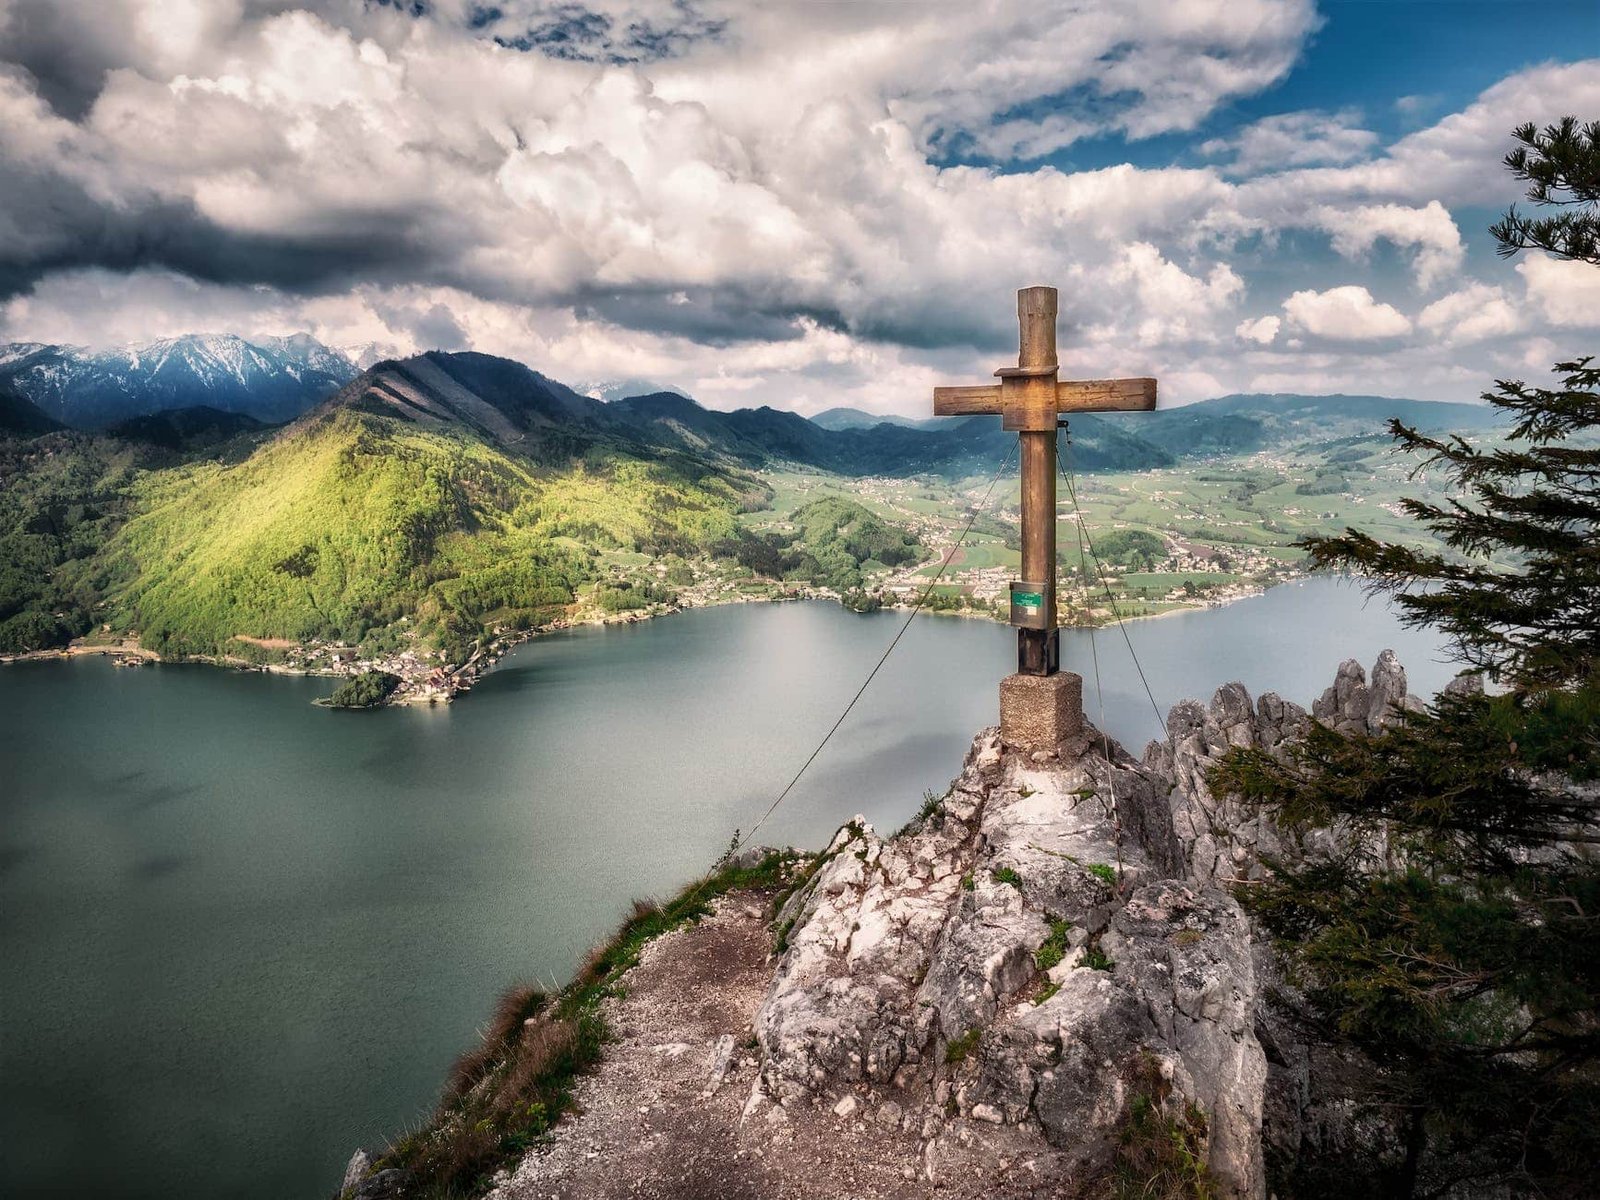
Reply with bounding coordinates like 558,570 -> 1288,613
352,1168 -> 406,1200
1106,883 -> 1266,1192
1367,648 -> 1425,730
1156,650 -> 1424,886
341,1149 -> 371,1196
753,651 -> 1427,1199
1309,650 -> 1423,736
1147,684 -> 1305,887
1312,657 -> 1366,732
755,727 -> 1268,1197
725,843 -> 786,871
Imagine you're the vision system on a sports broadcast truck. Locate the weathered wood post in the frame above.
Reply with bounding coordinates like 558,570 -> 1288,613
932,286 -> 1158,753
1009,285 -> 1061,678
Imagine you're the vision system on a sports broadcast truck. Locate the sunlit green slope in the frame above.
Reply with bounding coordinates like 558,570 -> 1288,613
96,407 -> 753,659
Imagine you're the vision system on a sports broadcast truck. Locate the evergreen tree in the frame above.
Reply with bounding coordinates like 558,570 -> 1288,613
1489,117 -> 1600,265
1210,120 -> 1600,1199
1301,355 -> 1599,691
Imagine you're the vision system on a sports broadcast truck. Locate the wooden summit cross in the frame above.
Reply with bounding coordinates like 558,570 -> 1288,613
932,285 -> 1156,751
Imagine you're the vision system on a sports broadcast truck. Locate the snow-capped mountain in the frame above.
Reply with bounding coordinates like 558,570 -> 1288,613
0,333 -> 358,428
577,377 -> 691,404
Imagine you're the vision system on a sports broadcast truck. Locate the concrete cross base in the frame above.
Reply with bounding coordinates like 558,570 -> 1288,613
999,671 -> 1084,753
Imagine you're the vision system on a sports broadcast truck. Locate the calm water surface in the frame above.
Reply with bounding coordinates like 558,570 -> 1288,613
0,580 -> 1454,1198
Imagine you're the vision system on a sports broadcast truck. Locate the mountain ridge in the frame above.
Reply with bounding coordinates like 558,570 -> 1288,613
316,351 -> 1507,475
809,406 -> 938,431
1,331 -> 1505,470
0,343 -> 1514,683
315,353 -> 1176,475
0,333 -> 357,428
0,382 -> 65,436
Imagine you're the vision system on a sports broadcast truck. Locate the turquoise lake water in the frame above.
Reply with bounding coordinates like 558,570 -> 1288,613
0,580 -> 1456,1198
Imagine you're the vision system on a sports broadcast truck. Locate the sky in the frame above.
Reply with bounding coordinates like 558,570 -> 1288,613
0,0 -> 1596,415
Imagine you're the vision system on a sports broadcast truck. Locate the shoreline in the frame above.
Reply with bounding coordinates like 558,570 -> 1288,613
0,577 -> 1290,704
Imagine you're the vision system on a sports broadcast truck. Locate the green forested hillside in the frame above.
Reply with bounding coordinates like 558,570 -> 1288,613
788,497 -> 923,588
0,379 -> 920,667
0,434 -> 143,651
96,408 -> 756,660
728,495 -> 924,592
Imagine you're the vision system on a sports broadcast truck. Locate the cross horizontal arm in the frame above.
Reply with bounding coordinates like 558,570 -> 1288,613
931,385 -> 1003,415
932,377 -> 1157,417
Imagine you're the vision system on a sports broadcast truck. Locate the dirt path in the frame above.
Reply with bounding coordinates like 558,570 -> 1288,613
488,892 -> 1075,1200
230,634 -> 299,650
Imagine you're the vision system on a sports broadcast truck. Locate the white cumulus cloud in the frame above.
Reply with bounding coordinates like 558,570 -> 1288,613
1106,243 -> 1245,345
1418,283 -> 1521,344
0,2 -> 1593,411
1282,286 -> 1412,340
1518,256 -> 1600,329
1311,201 -> 1464,290
1236,315 -> 1280,344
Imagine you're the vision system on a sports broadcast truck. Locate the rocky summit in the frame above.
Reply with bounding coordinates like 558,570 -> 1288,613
758,724 -> 1267,1195
358,653 -> 1429,1200
753,651 -> 1428,1198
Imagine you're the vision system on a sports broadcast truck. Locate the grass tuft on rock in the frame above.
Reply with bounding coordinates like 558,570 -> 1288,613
1082,945 -> 1115,972
896,788 -> 948,837
945,1026 -> 982,1064
1034,918 -> 1072,971
1108,1054 -> 1218,1200
1086,862 -> 1118,887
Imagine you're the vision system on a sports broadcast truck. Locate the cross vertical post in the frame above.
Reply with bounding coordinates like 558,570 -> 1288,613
931,285 -> 1158,753
1011,286 -> 1060,677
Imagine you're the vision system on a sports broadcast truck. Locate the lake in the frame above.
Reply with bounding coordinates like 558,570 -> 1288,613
0,579 -> 1456,1199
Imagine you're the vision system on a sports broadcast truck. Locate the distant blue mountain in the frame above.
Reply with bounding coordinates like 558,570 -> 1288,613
809,406 -> 939,432
1106,391 -> 1501,457
578,377 -> 691,403
0,333 -> 357,428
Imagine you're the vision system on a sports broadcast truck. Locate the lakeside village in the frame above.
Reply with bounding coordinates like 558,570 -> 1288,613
6,518 -> 1295,708
308,526 -> 1285,707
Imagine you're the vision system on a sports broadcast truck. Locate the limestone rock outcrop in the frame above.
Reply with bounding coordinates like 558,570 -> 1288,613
756,725 -> 1266,1196
753,651 -> 1429,1199
1311,649 -> 1425,735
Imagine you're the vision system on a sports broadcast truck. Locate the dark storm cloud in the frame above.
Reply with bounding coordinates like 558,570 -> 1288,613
844,306 -> 1015,357
0,0 -> 114,118
574,286 -> 1013,358
5,0 -> 1589,410
0,0 -> 312,119
0,167 -> 440,304
382,298 -> 470,350
0,0 -> 1321,341
578,288 -> 823,347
